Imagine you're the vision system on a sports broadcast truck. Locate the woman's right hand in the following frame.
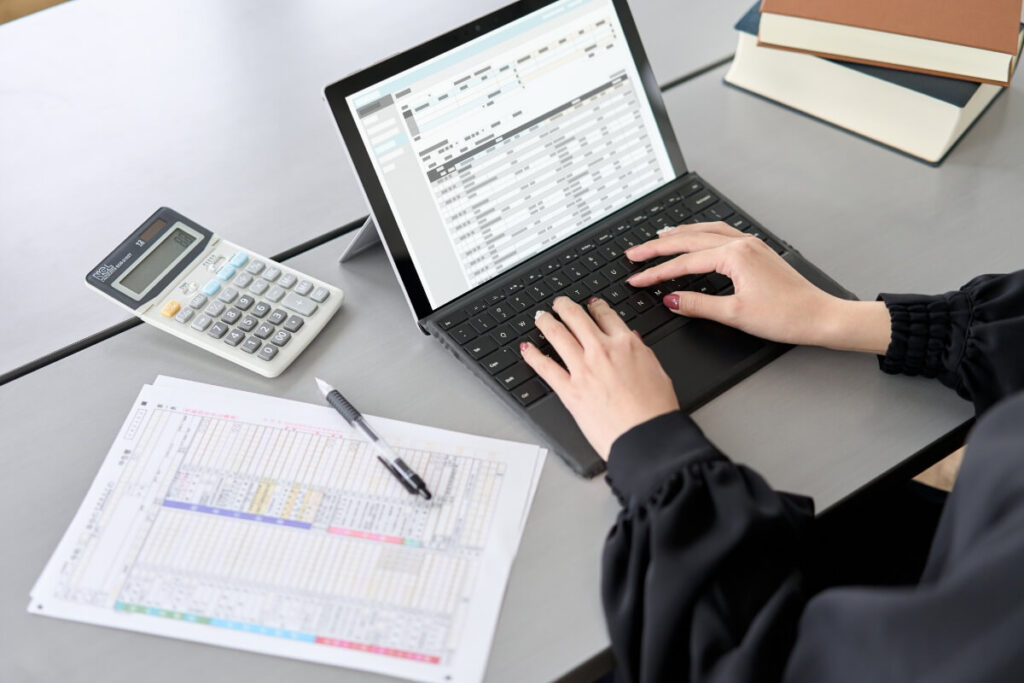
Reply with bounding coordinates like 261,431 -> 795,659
625,222 -> 892,354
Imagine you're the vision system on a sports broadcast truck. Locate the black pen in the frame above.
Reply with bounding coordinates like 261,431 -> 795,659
315,377 -> 432,500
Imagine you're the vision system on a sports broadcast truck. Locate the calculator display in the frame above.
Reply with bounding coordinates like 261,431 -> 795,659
119,228 -> 197,295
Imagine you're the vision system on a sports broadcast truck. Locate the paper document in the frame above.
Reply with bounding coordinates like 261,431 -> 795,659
30,376 -> 546,682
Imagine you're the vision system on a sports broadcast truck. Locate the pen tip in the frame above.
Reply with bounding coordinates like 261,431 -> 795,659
314,377 -> 333,397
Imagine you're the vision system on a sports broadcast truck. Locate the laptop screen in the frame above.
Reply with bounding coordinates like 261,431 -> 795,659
344,0 -> 676,310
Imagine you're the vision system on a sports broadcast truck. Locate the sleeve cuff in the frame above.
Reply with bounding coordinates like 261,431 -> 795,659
876,290 -> 968,378
606,410 -> 724,503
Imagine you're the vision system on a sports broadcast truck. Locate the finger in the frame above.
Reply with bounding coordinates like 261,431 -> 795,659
656,221 -> 744,240
586,296 -> 629,336
663,290 -> 734,325
625,230 -> 735,263
533,309 -> 584,372
626,246 -> 729,288
551,296 -> 603,347
520,341 -> 571,394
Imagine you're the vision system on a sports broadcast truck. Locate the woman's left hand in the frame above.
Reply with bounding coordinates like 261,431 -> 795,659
521,296 -> 680,460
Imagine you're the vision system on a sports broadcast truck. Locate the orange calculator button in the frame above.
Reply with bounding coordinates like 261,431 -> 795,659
161,300 -> 182,317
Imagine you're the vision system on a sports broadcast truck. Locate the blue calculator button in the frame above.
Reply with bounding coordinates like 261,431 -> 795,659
217,265 -> 236,281
202,280 -> 221,296
229,252 -> 249,268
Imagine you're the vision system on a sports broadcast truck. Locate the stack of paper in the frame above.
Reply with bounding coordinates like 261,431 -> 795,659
30,376 -> 546,682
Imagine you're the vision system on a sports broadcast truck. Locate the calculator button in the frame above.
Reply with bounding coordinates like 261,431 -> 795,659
238,315 -> 258,332
233,272 -> 253,288
218,287 -> 238,303
190,314 -> 213,332
270,330 -> 292,347
283,315 -> 304,332
249,279 -> 269,295
202,280 -> 221,296
294,280 -> 314,296
265,286 -> 285,303
174,308 -> 195,324
207,322 -> 229,339
245,260 -> 265,275
188,295 -> 207,309
251,301 -> 271,318
221,308 -> 242,325
204,301 -> 226,317
262,266 -> 281,282
278,273 -> 297,289
161,300 -> 181,317
229,252 -> 249,268
257,344 -> 279,361
254,322 -> 275,339
310,287 -> 330,303
282,292 -> 318,317
224,328 -> 246,346
235,295 -> 254,311
240,337 -> 261,354
216,264 -> 236,281
267,308 -> 288,325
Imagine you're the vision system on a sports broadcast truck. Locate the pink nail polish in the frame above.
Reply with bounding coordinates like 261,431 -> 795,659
587,296 -> 600,305
663,294 -> 680,310
520,342 -> 529,353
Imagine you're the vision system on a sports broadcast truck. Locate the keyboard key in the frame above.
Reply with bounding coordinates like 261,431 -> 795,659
565,282 -> 591,302
614,222 -> 632,233
559,250 -> 578,264
545,272 -> 569,292
564,264 -> 586,281
188,294 -> 207,309
634,222 -> 658,239
503,282 -> 524,297
238,315 -> 258,332
599,244 -> 622,261
224,328 -> 246,346
496,362 -> 535,390
480,348 -> 517,375
603,284 -> 629,304
174,308 -> 194,324
251,301 -> 271,318
525,328 -> 549,349
254,322 -> 275,339
584,273 -> 609,291
294,280 -> 314,296
262,266 -> 281,282
201,280 -> 221,296
450,322 -> 477,344
278,273 -> 297,289
542,260 -> 559,274
595,230 -> 614,244
270,329 -> 292,346
235,294 -> 254,311
470,312 -> 497,334
665,192 -> 681,204
628,292 -> 656,314
702,203 -> 734,222
229,252 -> 249,268
465,300 -> 487,317
438,310 -> 467,330
616,233 -> 640,250
244,260 -> 265,275
681,179 -> 704,196
216,264 -> 236,281
578,241 -> 597,253
217,287 -> 238,303
491,325 -> 517,345
466,336 -> 497,359
527,283 -> 552,302
490,303 -> 514,321
283,315 -> 304,332
249,278 -> 269,295
728,216 -> 751,231
233,272 -> 253,288
509,313 -> 534,335
257,343 -> 278,361
668,206 -> 690,223
267,308 -> 288,325
204,301 -> 226,317
485,292 -> 505,305
704,272 -> 734,293
513,378 -> 548,406
207,322 -> 229,339
684,191 -> 717,213
508,293 -> 532,311
310,286 -> 331,303
240,336 -> 261,354
282,292 -> 318,317
581,253 -> 605,272
615,304 -> 636,322
600,262 -> 628,282
221,307 -> 242,325
523,271 -> 543,285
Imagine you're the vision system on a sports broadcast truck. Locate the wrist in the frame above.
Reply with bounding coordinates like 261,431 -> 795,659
813,298 -> 891,354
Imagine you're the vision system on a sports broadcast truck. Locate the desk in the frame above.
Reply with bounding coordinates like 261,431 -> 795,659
0,0 -> 749,379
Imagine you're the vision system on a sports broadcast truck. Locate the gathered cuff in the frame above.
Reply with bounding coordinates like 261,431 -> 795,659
876,291 -> 969,378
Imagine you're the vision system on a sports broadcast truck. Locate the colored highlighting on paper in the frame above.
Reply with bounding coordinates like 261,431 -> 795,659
162,499 -> 312,529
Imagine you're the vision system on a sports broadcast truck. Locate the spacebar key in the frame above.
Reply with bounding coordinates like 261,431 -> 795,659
282,292 -> 318,316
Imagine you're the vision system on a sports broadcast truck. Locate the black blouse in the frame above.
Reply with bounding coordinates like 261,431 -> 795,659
602,271 -> 1024,683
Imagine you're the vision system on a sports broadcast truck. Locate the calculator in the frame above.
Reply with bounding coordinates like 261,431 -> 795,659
85,207 -> 343,377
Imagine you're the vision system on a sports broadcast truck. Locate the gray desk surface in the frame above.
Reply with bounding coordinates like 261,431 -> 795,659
0,0 -> 749,378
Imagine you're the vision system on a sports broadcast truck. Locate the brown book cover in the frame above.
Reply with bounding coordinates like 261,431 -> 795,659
760,0 -> 1022,54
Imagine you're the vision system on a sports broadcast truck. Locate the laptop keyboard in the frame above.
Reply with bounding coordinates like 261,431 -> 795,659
436,180 -> 787,407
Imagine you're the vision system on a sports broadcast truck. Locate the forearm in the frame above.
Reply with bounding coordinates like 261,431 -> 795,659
811,299 -> 891,355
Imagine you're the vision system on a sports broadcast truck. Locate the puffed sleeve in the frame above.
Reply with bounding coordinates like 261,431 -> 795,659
601,411 -> 814,683
879,270 -> 1024,413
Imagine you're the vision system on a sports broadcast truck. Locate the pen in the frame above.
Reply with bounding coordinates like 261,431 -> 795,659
315,377 -> 433,500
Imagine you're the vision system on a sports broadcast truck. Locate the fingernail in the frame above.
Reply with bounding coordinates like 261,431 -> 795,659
534,309 -> 547,321
656,226 -> 673,236
587,296 -> 600,305
663,294 -> 680,310
626,275 -> 639,285
520,342 -> 529,353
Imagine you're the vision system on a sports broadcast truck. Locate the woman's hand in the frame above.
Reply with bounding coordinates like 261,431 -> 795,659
626,223 -> 891,354
521,296 -> 680,460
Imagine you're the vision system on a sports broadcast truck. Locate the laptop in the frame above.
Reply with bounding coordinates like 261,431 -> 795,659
324,0 -> 851,477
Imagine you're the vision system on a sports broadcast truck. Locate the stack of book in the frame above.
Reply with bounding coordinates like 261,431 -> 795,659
724,0 -> 1024,164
